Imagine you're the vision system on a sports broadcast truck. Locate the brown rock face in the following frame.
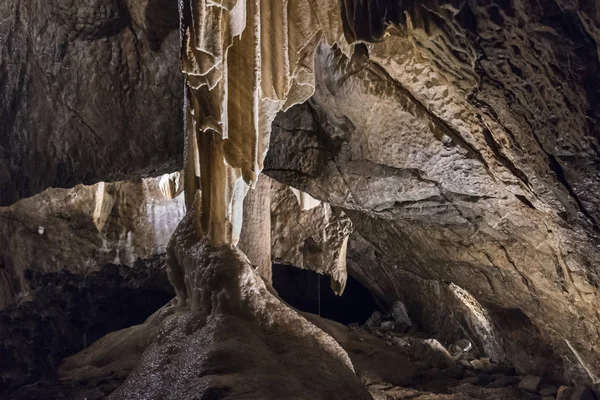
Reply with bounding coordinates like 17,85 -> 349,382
0,177 -> 184,308
0,0 -> 183,205
3,0 -> 600,391
271,180 -> 353,294
265,2 -> 600,384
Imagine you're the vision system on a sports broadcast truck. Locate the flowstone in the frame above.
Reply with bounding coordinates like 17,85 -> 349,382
179,0 -> 350,245
60,212 -> 371,399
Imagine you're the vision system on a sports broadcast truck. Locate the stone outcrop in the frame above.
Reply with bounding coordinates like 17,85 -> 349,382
0,177 -> 184,308
0,0 -> 183,205
265,11 -> 600,382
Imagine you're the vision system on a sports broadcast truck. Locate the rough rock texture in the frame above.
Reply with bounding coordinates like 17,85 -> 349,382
0,177 -> 184,308
60,228 -> 372,399
4,0 -> 600,391
0,257 -> 173,392
265,14 -> 600,383
271,180 -> 353,294
0,0 -> 183,205
179,0 -> 351,245
347,234 -> 504,362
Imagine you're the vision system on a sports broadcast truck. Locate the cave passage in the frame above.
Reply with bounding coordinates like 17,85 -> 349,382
272,263 -> 381,325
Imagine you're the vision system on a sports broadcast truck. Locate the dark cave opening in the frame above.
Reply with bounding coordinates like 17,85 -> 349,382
272,263 -> 381,325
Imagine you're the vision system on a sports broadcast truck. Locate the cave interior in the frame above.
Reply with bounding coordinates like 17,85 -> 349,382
2,0 -> 600,399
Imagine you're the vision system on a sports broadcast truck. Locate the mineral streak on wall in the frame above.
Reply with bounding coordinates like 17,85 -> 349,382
179,0 -> 350,245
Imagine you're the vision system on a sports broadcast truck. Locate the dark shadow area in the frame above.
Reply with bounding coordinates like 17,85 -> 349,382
485,304 -> 564,379
272,263 -> 380,325
144,0 -> 180,51
0,255 -> 173,392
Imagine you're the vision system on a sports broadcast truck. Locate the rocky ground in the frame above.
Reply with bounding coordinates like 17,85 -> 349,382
341,311 -> 600,400
0,257 -> 173,397
6,304 -> 599,400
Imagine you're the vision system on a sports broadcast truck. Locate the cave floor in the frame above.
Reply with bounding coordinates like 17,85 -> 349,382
5,311 -> 565,400
303,313 -> 553,400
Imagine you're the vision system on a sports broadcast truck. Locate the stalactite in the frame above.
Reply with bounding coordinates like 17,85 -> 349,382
179,0 -> 348,245
92,182 -> 115,232
159,171 -> 184,199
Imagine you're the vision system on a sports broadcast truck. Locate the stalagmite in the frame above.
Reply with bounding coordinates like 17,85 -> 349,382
178,0 -> 348,249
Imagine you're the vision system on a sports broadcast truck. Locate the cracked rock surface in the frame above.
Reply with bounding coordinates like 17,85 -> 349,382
3,0 -> 600,392
0,0 -> 183,205
265,8 -> 600,382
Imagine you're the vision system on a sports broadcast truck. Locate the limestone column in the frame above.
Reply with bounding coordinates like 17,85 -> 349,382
238,174 -> 272,284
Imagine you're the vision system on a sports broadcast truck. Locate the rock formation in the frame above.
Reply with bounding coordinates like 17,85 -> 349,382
179,0 -> 349,245
0,176 -> 184,308
0,0 -> 183,205
60,230 -> 372,400
264,6 -> 600,383
2,0 -> 600,397
271,179 -> 353,295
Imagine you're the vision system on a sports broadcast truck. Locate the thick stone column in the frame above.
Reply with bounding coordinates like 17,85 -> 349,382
238,174 -> 272,284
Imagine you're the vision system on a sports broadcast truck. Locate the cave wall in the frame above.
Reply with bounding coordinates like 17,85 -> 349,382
265,11 -> 600,381
346,234 -> 505,363
2,0 -> 600,388
0,177 -> 184,308
0,257 -> 173,391
0,0 -> 183,205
